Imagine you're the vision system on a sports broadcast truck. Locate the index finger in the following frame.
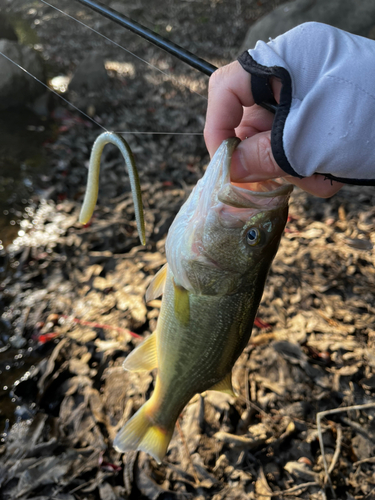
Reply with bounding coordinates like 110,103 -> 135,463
204,61 -> 255,157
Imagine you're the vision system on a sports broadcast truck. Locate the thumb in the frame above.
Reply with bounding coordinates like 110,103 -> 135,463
231,132 -> 345,198
230,131 -> 286,182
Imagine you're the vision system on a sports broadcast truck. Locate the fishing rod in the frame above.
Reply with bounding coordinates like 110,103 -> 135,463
73,0 -> 277,113
74,0 -> 216,76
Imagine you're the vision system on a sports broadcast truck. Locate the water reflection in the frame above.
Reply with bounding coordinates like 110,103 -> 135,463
0,346 -> 43,435
0,107 -> 53,246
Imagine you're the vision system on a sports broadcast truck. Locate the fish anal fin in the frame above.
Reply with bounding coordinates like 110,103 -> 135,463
209,373 -> 236,397
145,264 -> 168,302
113,400 -> 174,464
123,332 -> 157,372
173,279 -> 190,326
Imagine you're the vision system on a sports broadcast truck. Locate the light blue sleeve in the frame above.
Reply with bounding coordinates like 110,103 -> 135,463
239,22 -> 375,185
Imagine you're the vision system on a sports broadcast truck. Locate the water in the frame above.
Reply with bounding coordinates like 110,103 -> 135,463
0,102 -> 54,432
0,108 -> 53,247
0,346 -> 45,439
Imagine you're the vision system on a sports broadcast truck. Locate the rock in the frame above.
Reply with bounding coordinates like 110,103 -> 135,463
0,13 -> 18,41
0,39 -> 45,110
30,91 -> 52,117
109,1 -> 128,15
284,460 -> 319,482
68,51 -> 109,93
109,1 -> 143,17
240,0 -> 375,53
351,434 -> 375,462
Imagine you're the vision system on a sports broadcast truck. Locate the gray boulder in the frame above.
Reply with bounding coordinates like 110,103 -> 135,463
0,39 -> 45,110
109,1 -> 127,15
109,1 -> 143,17
240,0 -> 375,52
68,52 -> 109,93
0,13 -> 18,41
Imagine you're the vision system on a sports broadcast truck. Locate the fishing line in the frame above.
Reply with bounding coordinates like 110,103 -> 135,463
0,42 -> 203,136
112,131 -> 203,135
0,0 -> 208,136
0,0 -> 205,135
39,0 -> 208,101
0,49 -> 108,132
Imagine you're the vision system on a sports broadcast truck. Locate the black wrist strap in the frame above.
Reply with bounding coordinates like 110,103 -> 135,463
238,51 -> 298,178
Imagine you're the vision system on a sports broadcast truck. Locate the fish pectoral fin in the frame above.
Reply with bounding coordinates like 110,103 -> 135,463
145,263 -> 168,302
113,400 -> 173,464
123,332 -> 157,372
173,279 -> 190,326
208,373 -> 236,397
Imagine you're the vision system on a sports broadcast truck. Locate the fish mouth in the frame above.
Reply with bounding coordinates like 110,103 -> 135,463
223,179 -> 293,210
231,179 -> 293,196
217,138 -> 293,211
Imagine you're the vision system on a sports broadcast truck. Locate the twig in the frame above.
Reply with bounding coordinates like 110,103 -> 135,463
123,450 -> 138,495
328,424 -> 342,475
340,415 -> 375,442
268,481 -> 319,497
60,449 -> 102,494
353,456 -> 375,467
250,377 -> 257,404
236,392 -> 269,420
245,366 -> 251,411
176,419 -> 200,485
317,402 -> 375,494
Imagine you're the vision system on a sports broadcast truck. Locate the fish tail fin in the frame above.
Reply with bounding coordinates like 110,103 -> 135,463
113,401 -> 173,463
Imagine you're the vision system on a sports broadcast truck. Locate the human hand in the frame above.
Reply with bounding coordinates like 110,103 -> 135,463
204,60 -> 344,198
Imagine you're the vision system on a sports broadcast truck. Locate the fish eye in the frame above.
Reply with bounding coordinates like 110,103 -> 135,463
246,227 -> 261,246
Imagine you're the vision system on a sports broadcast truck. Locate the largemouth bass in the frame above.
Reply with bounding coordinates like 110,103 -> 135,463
113,137 -> 293,463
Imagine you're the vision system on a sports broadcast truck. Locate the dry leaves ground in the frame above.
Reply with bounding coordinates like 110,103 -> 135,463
0,1 -> 375,499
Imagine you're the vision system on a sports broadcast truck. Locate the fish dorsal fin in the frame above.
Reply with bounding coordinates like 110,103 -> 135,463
145,264 -> 168,302
173,279 -> 190,326
123,332 -> 157,372
209,372 -> 236,397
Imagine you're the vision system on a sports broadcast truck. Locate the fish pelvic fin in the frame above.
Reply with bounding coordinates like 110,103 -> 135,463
113,401 -> 173,464
145,263 -> 168,302
123,332 -> 157,372
209,372 -> 236,397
